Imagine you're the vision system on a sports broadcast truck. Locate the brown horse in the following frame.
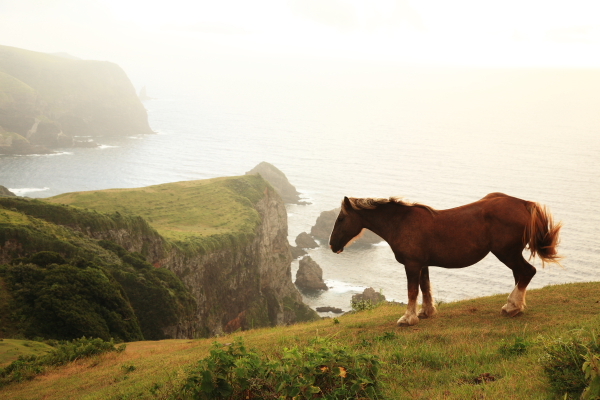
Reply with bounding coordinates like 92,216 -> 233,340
329,193 -> 562,326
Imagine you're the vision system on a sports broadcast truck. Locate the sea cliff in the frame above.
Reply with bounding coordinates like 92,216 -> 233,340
0,44 -> 152,154
0,175 -> 317,339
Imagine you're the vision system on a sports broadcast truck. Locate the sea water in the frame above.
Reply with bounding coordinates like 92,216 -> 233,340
1,67 -> 599,314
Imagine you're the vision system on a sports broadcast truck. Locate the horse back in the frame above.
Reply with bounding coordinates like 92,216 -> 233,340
402,194 -> 530,267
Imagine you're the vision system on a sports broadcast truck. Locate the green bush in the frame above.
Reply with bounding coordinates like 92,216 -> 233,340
176,338 -> 383,399
540,332 -> 600,399
351,299 -> 378,313
0,337 -> 125,387
2,261 -> 143,341
582,349 -> 600,400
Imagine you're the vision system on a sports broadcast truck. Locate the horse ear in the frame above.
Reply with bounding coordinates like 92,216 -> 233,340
343,196 -> 352,211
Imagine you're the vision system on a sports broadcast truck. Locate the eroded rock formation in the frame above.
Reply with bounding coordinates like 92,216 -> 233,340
295,232 -> 319,249
295,256 -> 328,291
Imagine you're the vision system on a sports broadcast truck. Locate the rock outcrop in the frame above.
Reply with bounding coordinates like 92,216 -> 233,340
0,44 -> 153,155
295,256 -> 328,291
295,232 -> 319,249
246,162 -> 308,205
310,208 -> 382,246
290,245 -> 307,259
352,287 -> 386,306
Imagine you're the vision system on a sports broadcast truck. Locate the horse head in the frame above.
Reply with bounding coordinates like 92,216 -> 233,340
329,196 -> 364,254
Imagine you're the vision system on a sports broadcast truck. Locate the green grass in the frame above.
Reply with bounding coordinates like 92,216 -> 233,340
1,281 -> 598,399
46,175 -> 268,243
0,340 -> 54,368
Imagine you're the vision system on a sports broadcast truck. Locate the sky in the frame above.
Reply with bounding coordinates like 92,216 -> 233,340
1,0 -> 600,85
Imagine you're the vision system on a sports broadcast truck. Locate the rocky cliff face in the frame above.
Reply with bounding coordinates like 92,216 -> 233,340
150,186 -> 309,336
45,176 -> 318,337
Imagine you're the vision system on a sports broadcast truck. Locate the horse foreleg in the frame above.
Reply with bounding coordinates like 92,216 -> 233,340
418,266 -> 437,319
398,265 -> 421,326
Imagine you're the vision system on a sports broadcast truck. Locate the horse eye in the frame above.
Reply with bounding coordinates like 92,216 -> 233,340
338,215 -> 345,222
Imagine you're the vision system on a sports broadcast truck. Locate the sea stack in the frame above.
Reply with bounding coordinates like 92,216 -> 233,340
295,256 -> 328,291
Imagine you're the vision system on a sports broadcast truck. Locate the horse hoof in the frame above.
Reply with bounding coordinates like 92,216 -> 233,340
418,307 -> 437,319
501,304 -> 523,317
397,315 -> 419,326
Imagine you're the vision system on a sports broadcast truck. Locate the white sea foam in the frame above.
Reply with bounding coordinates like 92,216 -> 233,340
324,280 -> 368,294
9,187 -> 50,196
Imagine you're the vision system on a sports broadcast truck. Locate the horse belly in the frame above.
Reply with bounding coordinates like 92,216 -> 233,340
428,225 -> 492,268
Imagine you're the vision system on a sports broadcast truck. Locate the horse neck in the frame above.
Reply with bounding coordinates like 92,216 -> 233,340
357,204 -> 410,242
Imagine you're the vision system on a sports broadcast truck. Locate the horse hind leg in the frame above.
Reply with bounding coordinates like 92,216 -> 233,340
494,252 -> 537,317
418,266 -> 437,319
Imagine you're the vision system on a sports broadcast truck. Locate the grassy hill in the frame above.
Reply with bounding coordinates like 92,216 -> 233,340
46,176 -> 266,245
1,281 -> 598,399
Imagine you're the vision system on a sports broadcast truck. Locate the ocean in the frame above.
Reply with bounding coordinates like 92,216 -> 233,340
1,66 -> 599,315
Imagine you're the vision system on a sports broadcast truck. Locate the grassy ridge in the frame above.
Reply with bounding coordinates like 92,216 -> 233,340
47,175 -> 268,246
1,281 -> 598,399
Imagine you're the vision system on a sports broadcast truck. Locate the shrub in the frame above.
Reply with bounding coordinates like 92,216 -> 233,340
176,338 -> 383,399
582,350 -> 600,400
540,332 -> 600,399
3,261 -> 143,341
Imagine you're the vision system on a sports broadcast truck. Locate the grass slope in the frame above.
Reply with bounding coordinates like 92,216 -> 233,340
47,175 -> 268,244
0,340 -> 54,368
2,281 -> 598,399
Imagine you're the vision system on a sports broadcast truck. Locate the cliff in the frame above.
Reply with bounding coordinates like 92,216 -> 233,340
0,44 -> 152,154
45,175 -> 317,336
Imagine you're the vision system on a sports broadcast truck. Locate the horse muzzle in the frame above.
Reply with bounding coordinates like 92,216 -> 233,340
329,244 -> 344,254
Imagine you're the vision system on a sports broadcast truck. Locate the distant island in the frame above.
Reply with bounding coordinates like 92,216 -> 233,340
0,44 -> 153,155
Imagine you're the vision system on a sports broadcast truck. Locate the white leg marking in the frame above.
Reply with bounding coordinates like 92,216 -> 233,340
418,287 -> 437,318
502,285 -> 526,317
398,298 -> 420,326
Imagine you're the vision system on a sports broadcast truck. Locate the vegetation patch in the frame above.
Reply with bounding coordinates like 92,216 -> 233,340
1,197 -> 196,341
176,337 -> 382,399
0,337 -> 125,388
1,258 -> 143,342
0,340 -> 54,368
539,329 -> 600,399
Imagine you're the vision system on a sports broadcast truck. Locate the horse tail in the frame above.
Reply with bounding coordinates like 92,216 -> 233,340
524,202 -> 563,267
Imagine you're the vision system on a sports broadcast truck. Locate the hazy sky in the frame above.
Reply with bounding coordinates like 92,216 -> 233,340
1,0 -> 599,84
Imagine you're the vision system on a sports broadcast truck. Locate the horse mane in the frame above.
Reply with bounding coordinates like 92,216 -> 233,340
344,197 -> 438,215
